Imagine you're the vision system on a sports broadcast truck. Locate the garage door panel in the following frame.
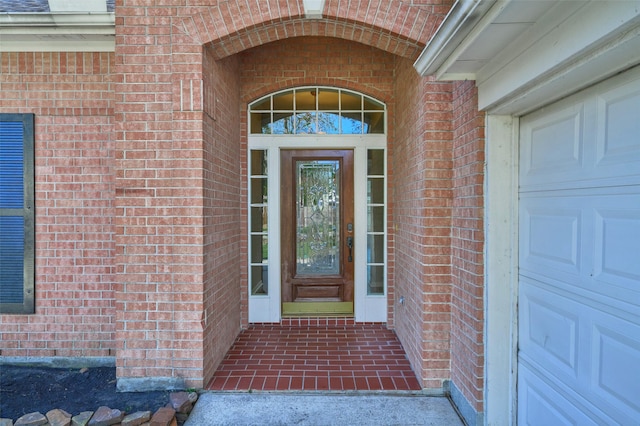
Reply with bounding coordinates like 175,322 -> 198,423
518,363 -> 603,426
521,72 -> 640,193
594,208 -> 640,291
520,103 -> 585,187
520,203 -> 582,276
593,323 -> 640,419
519,279 -> 640,424
519,280 -> 579,377
521,191 -> 640,304
596,78 -> 640,168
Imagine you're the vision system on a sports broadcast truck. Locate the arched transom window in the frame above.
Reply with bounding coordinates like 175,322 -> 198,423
249,87 -> 385,135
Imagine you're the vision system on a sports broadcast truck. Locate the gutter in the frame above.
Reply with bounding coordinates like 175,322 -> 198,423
0,12 -> 115,52
0,12 -> 115,32
413,0 -> 496,76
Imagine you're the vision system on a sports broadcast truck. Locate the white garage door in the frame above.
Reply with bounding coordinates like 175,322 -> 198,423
518,67 -> 640,424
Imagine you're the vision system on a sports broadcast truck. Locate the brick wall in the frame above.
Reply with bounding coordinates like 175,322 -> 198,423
0,52 -> 116,358
202,49 -> 242,384
393,57 -> 453,389
451,80 -> 485,412
114,1 -> 203,386
0,1 -> 489,402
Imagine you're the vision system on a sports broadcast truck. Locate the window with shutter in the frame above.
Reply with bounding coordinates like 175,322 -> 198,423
0,114 -> 35,314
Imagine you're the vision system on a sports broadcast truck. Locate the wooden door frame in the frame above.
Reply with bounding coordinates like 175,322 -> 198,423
280,149 -> 355,316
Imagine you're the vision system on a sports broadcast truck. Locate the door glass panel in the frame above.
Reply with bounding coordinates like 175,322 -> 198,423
340,92 -> 361,110
294,112 -> 316,134
363,97 -> 384,111
250,235 -> 268,263
250,150 -> 267,175
367,235 -> 384,263
364,111 -> 384,134
367,265 -> 384,295
250,178 -> 267,204
318,89 -> 339,110
367,178 -> 384,204
250,207 -> 266,232
251,265 -> 268,295
341,112 -> 363,134
250,112 -> 271,134
318,112 -> 340,134
295,89 -> 316,110
272,112 -> 295,134
296,160 -> 340,275
252,97 -> 271,111
367,206 -> 384,232
273,90 -> 294,110
367,150 -> 384,175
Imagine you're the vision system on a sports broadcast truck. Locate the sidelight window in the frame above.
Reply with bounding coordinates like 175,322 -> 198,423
249,149 -> 269,296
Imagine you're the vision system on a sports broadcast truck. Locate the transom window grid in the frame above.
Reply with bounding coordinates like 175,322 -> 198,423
249,87 -> 385,135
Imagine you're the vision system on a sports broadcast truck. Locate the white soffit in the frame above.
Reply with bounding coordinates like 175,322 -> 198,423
303,0 -> 325,19
415,0 -> 550,80
415,0 -> 640,115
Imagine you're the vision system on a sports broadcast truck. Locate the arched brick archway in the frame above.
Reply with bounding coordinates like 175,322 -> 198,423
116,0 -> 455,392
175,0 -> 446,60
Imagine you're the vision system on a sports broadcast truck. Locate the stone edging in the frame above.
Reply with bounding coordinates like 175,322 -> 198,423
1,391 -> 197,426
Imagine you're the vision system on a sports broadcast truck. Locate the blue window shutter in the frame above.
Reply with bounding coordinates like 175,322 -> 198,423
0,114 -> 35,314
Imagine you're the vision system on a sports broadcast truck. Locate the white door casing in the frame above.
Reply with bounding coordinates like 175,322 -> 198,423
247,136 -> 388,323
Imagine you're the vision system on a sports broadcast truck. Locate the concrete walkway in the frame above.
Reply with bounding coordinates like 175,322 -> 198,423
185,392 -> 464,425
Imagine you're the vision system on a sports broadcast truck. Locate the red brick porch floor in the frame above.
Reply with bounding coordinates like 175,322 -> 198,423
207,319 -> 422,392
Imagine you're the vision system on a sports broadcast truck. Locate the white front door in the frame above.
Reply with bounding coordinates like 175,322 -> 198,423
517,67 -> 640,424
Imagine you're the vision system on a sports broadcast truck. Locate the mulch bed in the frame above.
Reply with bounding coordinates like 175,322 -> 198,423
0,365 -> 171,421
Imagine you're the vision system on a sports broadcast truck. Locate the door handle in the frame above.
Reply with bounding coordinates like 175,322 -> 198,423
346,236 -> 353,262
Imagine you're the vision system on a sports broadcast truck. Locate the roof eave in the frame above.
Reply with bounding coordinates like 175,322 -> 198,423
0,12 -> 115,52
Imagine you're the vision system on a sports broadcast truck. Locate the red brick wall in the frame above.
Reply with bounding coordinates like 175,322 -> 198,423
114,0 -> 245,389
0,2 -> 488,402
451,80 -> 485,411
0,52 -> 116,358
202,49 -> 242,383
392,57 -> 453,389
114,2 -> 207,386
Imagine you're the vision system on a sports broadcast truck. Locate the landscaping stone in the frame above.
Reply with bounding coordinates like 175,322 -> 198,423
14,412 -> 47,426
169,392 -> 192,414
71,411 -> 93,426
87,407 -> 123,426
150,407 -> 176,426
3,389 -> 192,426
46,409 -> 72,426
121,411 -> 151,426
